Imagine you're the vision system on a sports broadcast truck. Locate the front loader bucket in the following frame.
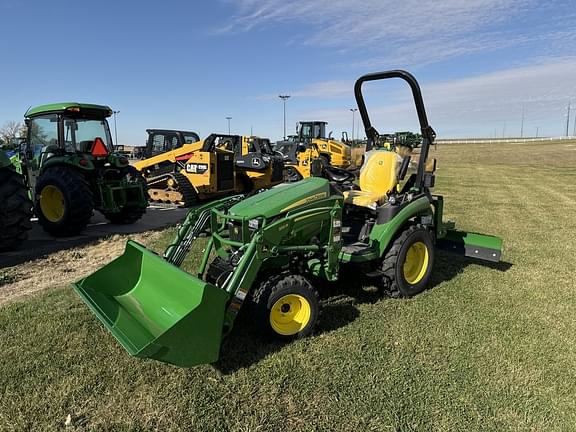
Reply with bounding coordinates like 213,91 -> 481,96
72,241 -> 230,367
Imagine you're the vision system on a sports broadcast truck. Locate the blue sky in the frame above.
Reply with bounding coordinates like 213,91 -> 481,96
1,0 -> 575,144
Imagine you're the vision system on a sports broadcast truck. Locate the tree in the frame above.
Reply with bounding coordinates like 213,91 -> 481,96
0,121 -> 23,148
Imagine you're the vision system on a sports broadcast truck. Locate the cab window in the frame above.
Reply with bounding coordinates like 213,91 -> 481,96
28,115 -> 58,158
183,133 -> 199,144
151,133 -> 179,154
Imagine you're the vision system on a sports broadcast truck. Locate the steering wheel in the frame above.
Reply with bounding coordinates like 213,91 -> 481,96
311,158 -> 355,184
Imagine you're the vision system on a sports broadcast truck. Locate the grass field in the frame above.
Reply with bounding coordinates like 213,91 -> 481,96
1,141 -> 576,431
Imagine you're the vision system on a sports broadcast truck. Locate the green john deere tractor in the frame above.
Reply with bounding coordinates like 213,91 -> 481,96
0,150 -> 33,250
22,103 -> 148,236
73,70 -> 503,367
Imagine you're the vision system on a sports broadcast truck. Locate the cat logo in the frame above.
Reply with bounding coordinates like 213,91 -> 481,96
185,163 -> 208,174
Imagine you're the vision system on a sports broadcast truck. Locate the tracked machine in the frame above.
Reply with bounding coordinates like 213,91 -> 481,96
134,134 -> 284,206
74,70 -> 503,367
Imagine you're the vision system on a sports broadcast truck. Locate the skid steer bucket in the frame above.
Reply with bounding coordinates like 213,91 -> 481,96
73,241 -> 230,367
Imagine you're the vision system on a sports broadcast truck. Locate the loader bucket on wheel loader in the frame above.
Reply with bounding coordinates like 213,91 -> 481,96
72,240 -> 230,367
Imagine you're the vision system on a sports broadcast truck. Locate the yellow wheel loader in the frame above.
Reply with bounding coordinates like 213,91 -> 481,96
133,133 -> 284,206
275,141 -> 323,182
295,121 -> 352,168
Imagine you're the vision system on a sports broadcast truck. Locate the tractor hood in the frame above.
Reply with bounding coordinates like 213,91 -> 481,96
229,177 -> 331,219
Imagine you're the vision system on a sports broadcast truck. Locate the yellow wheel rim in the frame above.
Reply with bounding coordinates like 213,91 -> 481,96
39,185 -> 65,223
403,241 -> 429,284
270,294 -> 311,336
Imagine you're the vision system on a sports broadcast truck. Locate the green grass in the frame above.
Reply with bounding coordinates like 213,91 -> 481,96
2,141 -> 576,431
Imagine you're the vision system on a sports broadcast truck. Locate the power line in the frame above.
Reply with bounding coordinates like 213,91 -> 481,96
566,100 -> 571,137
520,104 -> 525,138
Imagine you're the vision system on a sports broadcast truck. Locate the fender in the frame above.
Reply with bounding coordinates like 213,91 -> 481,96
40,155 -> 94,175
339,196 -> 432,263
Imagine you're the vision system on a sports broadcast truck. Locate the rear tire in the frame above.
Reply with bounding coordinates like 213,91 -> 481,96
103,166 -> 148,224
380,224 -> 434,297
251,273 -> 320,340
35,166 -> 93,236
0,166 -> 33,251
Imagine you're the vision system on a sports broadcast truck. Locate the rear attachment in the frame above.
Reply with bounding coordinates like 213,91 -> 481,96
436,229 -> 502,263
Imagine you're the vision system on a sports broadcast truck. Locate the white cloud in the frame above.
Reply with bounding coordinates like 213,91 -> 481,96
215,0 -> 576,66
292,58 -> 576,137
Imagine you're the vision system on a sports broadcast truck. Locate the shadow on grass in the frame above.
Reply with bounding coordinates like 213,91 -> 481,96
430,250 -> 513,289
214,301 -> 360,374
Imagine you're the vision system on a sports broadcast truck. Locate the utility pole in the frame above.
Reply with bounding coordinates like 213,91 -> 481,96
226,116 -> 232,134
113,110 -> 120,148
350,108 -> 358,142
520,104 -> 525,138
279,95 -> 290,140
535,126 -> 539,138
566,101 -> 571,137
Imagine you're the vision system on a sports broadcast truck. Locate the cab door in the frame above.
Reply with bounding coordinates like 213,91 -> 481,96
25,114 -> 60,191
146,131 -> 181,158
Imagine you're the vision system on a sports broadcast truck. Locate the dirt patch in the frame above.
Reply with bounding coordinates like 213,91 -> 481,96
0,231 -> 164,307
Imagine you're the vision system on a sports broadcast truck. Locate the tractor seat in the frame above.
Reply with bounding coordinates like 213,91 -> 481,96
343,150 -> 399,209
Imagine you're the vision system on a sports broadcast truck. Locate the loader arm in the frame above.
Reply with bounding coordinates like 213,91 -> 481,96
73,194 -> 342,367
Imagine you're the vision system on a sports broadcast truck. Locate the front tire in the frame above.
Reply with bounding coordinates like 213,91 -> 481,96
251,273 -> 320,340
380,224 -> 435,297
0,166 -> 33,251
35,166 -> 93,236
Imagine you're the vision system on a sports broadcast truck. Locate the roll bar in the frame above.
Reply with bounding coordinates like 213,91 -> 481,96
354,70 -> 436,189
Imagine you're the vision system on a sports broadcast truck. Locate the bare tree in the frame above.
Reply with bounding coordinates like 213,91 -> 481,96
0,121 -> 23,147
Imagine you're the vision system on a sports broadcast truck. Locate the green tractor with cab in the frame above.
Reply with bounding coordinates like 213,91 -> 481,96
22,103 -> 148,236
73,70 -> 503,367
0,149 -> 33,250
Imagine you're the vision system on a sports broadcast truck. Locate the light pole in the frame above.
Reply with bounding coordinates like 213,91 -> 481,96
226,116 -> 232,134
350,108 -> 358,142
279,94 -> 290,140
113,110 -> 120,148
536,126 -> 539,138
